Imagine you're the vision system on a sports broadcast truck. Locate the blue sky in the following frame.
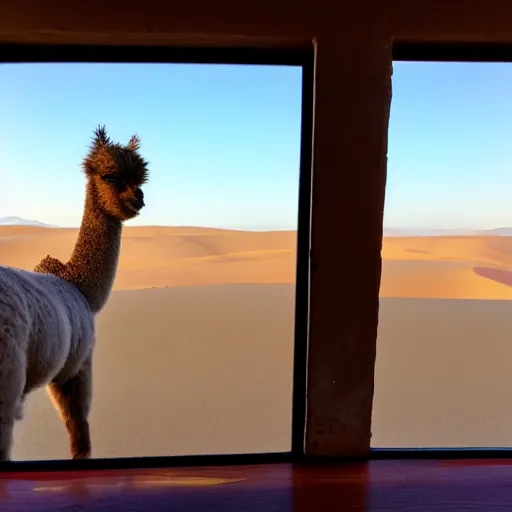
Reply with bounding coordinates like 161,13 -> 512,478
2,61 -> 512,230
0,63 -> 302,229
387,61 -> 512,230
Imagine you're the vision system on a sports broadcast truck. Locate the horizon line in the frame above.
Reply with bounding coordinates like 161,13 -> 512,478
3,218 -> 512,233
4,223 -> 512,233
0,223 -> 298,232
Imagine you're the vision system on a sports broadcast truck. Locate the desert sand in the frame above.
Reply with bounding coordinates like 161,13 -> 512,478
380,236 -> 512,300
375,236 -> 512,448
2,225 -> 297,460
2,227 -> 512,458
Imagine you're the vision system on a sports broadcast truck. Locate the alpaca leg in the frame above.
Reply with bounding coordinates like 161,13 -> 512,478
14,394 -> 25,421
0,346 -> 26,462
47,355 -> 92,459
0,419 -> 15,462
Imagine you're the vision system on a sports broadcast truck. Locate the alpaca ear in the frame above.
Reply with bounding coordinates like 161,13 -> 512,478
93,125 -> 111,148
128,134 -> 141,151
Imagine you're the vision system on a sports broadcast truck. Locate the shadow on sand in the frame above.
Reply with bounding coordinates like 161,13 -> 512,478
473,266 -> 512,288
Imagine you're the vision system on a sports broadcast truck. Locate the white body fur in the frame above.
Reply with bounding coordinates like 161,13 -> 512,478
0,265 -> 95,448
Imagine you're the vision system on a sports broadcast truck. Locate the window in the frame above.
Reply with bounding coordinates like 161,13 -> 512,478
373,52 -> 512,448
0,45 -> 313,462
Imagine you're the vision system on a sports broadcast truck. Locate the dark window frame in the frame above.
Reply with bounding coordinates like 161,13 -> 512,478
368,40 -> 512,460
0,42 -> 314,472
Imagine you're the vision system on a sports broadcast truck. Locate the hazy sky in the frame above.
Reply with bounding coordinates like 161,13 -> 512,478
2,61 -> 512,230
0,63 -> 302,229
387,61 -> 512,230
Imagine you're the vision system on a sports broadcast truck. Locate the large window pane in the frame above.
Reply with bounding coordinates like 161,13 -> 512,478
373,62 -> 512,448
0,63 -> 302,459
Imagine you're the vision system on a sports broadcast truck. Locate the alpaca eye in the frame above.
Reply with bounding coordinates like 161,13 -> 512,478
101,174 -> 118,184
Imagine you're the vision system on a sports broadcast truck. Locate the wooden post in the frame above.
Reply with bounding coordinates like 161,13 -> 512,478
305,35 -> 393,457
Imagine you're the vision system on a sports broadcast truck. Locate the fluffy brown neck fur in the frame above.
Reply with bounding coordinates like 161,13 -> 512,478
36,182 -> 122,314
65,182 -> 122,313
35,125 -> 148,315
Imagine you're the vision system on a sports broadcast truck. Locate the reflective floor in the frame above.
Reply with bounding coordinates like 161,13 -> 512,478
1,459 -> 511,511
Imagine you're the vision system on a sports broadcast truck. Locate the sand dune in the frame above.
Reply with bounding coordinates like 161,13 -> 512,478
2,227 -> 512,457
376,236 -> 512,447
4,227 -> 512,298
0,226 -> 298,289
381,236 -> 512,299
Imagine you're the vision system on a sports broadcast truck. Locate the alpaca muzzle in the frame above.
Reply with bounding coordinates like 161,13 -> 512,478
127,198 -> 145,212
128,189 -> 145,211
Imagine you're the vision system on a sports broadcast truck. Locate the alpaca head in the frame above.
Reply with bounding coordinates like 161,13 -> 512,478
82,125 -> 149,221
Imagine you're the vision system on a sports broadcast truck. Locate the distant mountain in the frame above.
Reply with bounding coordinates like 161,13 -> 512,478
383,228 -> 470,237
383,227 -> 512,237
0,216 -> 58,228
476,227 -> 512,236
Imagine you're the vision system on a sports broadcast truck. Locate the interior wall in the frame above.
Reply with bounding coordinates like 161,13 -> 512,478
2,0 -> 511,458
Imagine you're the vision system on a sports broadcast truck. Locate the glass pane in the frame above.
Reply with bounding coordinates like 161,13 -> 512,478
0,62 -> 303,460
373,61 -> 512,448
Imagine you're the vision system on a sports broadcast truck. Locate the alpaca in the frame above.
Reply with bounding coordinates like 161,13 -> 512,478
0,126 -> 149,461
